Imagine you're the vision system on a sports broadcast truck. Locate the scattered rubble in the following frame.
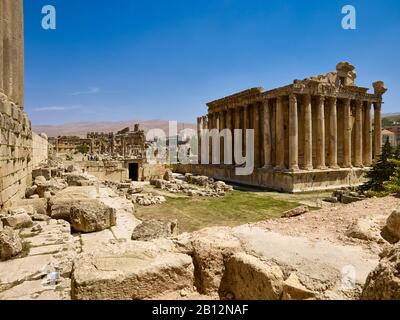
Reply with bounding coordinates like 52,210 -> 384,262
151,174 -> 233,198
324,188 -> 367,204
131,194 -> 166,206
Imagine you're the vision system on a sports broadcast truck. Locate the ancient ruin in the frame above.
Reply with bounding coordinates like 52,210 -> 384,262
1,0 -> 400,302
182,63 -> 387,192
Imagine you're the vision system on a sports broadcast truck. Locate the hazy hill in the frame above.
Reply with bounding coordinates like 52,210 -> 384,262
33,120 -> 196,138
383,113 -> 400,126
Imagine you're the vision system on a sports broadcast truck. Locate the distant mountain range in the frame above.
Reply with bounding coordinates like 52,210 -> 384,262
33,120 -> 196,138
32,113 -> 400,138
383,113 -> 400,126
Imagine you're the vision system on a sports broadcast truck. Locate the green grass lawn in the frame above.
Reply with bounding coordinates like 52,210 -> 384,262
135,190 -> 300,233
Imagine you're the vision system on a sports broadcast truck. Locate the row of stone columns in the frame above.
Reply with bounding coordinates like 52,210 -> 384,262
0,0 -> 24,109
281,94 -> 378,171
199,94 -> 382,171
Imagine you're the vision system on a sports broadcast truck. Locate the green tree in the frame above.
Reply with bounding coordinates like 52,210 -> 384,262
77,144 -> 89,154
361,139 -> 395,192
384,159 -> 400,195
394,145 -> 400,160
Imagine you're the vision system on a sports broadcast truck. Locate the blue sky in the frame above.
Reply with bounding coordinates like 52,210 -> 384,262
24,0 -> 400,125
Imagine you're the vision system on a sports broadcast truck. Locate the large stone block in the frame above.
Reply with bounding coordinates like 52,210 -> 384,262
72,242 -> 194,300
70,200 -> 116,233
220,252 -> 284,300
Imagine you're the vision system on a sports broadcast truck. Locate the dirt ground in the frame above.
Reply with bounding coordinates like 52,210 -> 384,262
254,195 -> 400,254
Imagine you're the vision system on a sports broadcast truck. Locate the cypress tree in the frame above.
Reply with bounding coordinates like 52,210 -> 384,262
385,159 -> 400,195
361,139 -> 395,192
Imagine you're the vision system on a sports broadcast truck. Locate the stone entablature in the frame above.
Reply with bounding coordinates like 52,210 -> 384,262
197,62 -> 387,191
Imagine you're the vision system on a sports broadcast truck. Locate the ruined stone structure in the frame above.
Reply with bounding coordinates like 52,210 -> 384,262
0,0 -> 34,208
384,125 -> 400,147
87,124 -> 147,157
183,63 -> 387,192
53,136 -> 92,154
32,132 -> 49,168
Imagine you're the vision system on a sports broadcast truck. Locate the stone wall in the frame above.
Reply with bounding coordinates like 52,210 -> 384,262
174,164 -> 368,193
32,132 -> 49,169
0,0 -> 31,209
81,161 -> 128,182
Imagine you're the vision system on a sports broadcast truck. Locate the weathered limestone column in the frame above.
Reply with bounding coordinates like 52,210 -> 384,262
17,0 -> 24,109
253,104 -> 261,168
0,0 -> 4,93
363,102 -> 372,166
202,116 -> 208,164
121,138 -> 126,157
328,97 -> 339,168
374,101 -> 382,159
303,94 -> 313,170
354,100 -> 363,167
316,96 -> 326,169
275,97 -> 285,170
208,113 -> 215,163
262,100 -> 272,168
243,106 -> 249,156
288,94 -> 299,171
226,110 -> 233,164
219,111 -> 225,164
11,0 -> 19,104
234,107 -> 241,164
343,98 -> 352,168
197,117 -> 203,163
2,0 -> 13,98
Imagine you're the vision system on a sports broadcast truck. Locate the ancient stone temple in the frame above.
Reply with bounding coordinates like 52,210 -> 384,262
186,62 -> 387,192
0,0 -> 35,208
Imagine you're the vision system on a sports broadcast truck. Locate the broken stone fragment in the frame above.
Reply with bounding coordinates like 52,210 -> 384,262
362,244 -> 400,300
346,218 -> 381,242
282,273 -> 317,300
386,209 -> 400,241
32,214 -> 51,222
131,219 -> 178,241
25,185 -> 38,198
35,179 -> 68,198
163,169 -> 174,181
14,198 -> 48,216
1,212 -> 33,230
0,227 -> 23,261
34,176 -> 47,185
69,200 -> 116,233
281,206 -> 309,218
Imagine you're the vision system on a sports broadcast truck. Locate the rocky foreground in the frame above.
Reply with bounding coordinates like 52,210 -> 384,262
0,164 -> 399,300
